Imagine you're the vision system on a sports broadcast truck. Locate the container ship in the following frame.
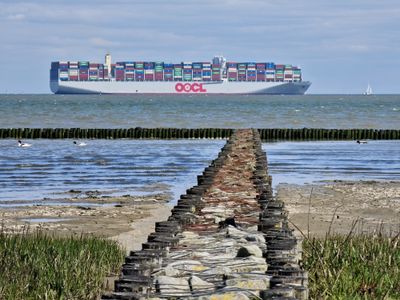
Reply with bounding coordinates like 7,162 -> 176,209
50,54 -> 311,94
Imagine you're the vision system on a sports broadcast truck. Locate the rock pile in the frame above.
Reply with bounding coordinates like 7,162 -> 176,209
103,129 -> 308,299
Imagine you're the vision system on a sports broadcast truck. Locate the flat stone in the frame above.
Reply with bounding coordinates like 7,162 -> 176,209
164,265 -> 180,277
189,275 -> 215,292
154,276 -> 190,296
167,260 -> 209,272
203,266 -> 233,276
196,291 -> 250,300
237,245 -> 263,258
225,274 -> 270,290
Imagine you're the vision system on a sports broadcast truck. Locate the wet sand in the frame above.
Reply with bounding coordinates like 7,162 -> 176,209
2,180 -> 399,253
276,180 -> 400,237
0,193 -> 172,253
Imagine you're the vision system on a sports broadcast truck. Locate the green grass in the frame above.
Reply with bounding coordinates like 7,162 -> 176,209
0,229 -> 125,299
303,233 -> 400,299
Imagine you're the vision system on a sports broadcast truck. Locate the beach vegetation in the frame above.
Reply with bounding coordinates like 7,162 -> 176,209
303,229 -> 400,299
0,228 -> 124,299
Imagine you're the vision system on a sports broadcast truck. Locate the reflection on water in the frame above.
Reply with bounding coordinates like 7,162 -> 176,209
0,139 -> 225,205
264,140 -> 400,187
1,139 -> 399,207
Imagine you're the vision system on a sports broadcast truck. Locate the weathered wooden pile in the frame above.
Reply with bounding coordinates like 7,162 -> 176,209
1,127 -> 399,140
102,129 -> 308,299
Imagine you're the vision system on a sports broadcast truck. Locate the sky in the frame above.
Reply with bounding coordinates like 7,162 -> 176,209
0,0 -> 399,94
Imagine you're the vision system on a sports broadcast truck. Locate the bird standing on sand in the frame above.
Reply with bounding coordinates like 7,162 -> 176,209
73,141 -> 87,146
18,140 -> 32,147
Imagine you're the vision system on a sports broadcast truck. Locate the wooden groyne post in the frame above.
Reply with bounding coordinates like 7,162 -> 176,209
0,127 -> 398,140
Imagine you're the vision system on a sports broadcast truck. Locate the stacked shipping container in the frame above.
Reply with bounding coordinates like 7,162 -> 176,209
51,57 -> 303,83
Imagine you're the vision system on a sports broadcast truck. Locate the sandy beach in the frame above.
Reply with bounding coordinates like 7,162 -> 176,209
0,192 -> 172,253
276,180 -> 400,237
1,180 -> 399,254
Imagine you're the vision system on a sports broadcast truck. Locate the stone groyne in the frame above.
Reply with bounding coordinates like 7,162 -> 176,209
102,129 -> 308,299
0,127 -> 399,140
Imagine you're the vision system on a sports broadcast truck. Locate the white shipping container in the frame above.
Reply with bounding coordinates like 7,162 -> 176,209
145,70 -> 155,74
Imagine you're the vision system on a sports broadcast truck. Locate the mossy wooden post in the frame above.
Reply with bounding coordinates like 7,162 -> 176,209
259,129 -> 264,140
300,128 -> 305,140
385,129 -> 390,139
222,129 -> 225,139
93,128 -> 98,139
292,129 -> 297,141
392,130 -> 398,139
87,129 -> 92,139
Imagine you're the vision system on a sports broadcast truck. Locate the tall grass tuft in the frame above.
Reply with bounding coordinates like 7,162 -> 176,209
0,228 -> 124,299
303,232 -> 400,299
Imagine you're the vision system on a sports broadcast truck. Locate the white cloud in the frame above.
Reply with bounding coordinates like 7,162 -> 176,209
0,0 -> 400,93
7,13 -> 25,21
89,37 -> 120,47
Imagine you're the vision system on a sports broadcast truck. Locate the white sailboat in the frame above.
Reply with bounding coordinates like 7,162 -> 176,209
364,83 -> 373,95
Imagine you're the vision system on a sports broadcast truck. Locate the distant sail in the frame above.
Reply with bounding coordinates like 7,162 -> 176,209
364,83 -> 373,95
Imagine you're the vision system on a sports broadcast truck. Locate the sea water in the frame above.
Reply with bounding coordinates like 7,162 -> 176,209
0,94 -> 399,129
0,94 -> 399,204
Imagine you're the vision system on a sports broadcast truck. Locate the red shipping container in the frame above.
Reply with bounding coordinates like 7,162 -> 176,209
79,75 -> 88,81
257,75 -> 266,81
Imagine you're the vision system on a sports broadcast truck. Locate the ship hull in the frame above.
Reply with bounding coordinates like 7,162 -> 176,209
50,80 -> 311,95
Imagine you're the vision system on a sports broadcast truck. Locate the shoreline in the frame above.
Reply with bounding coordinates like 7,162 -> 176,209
0,193 -> 172,253
276,180 -> 400,237
1,180 -> 399,251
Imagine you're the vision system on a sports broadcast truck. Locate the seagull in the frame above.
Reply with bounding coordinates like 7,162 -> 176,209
18,140 -> 32,147
356,140 -> 368,144
73,141 -> 87,147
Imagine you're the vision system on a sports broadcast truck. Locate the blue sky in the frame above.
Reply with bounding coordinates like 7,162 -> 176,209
0,0 -> 399,94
